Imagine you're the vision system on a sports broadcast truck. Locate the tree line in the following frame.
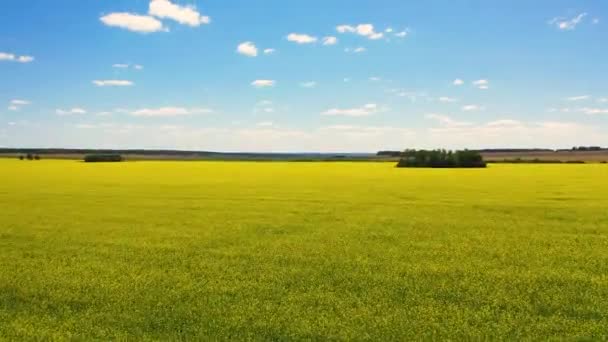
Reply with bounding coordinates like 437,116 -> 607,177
396,149 -> 487,168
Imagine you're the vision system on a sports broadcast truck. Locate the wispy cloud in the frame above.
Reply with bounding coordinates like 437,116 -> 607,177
0,52 -> 34,63
579,107 -> 608,115
439,97 -> 458,103
565,95 -> 590,101
130,107 -> 211,117
112,63 -> 144,70
425,113 -> 471,127
473,79 -> 489,90
322,103 -> 383,117
462,104 -> 485,112
300,81 -> 317,88
93,80 -> 134,87
345,47 -> 366,53
263,48 -> 275,55
56,108 -> 87,116
453,79 -> 464,86
8,99 -> 30,111
549,13 -> 588,31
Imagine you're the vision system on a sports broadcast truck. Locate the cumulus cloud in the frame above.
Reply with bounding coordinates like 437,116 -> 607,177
251,80 -> 275,88
130,107 -> 211,117
237,41 -> 258,57
337,23 -> 383,40
100,13 -> 166,33
148,0 -> 210,26
93,80 -> 134,87
56,108 -> 87,116
549,13 -> 587,31
323,36 -> 338,45
0,52 -> 34,63
453,79 -> 464,86
263,48 -> 275,55
322,103 -> 383,117
287,33 -> 317,44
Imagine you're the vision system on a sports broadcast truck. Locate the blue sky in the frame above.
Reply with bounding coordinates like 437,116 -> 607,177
1,0 -> 607,152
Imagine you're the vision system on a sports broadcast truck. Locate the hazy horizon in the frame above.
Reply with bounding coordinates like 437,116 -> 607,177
1,0 -> 607,152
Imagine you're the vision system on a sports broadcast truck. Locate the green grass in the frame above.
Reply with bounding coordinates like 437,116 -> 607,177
1,159 -> 607,340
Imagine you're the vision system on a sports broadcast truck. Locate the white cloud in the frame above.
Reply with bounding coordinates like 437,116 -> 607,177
549,13 -> 588,31
237,41 -> 258,57
256,121 -> 274,127
425,113 -> 472,127
113,64 -> 144,70
130,107 -> 211,117
369,77 -> 381,82
263,48 -> 275,55
287,33 -> 317,44
56,108 -> 87,116
300,81 -> 317,88
453,79 -> 464,86
598,98 -> 608,103
100,13 -> 166,33
338,24 -> 383,40
17,56 -> 34,63
592,18 -> 600,24
439,97 -> 458,103
322,103 -> 383,117
336,25 -> 356,33
0,52 -> 34,63
473,79 -> 489,89
93,80 -> 134,87
394,30 -> 409,38
7,99 -> 31,111
345,47 -> 366,53
253,100 -> 274,114
579,107 -> 608,115
462,104 -> 485,112
11,100 -> 30,106
251,80 -> 275,88
148,0 -> 210,27
565,95 -> 590,101
323,36 -> 338,45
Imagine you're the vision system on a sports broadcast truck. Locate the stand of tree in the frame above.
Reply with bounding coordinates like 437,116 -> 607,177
84,154 -> 124,163
397,149 -> 486,168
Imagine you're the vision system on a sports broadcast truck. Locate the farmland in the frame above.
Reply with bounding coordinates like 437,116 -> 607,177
1,159 -> 607,340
